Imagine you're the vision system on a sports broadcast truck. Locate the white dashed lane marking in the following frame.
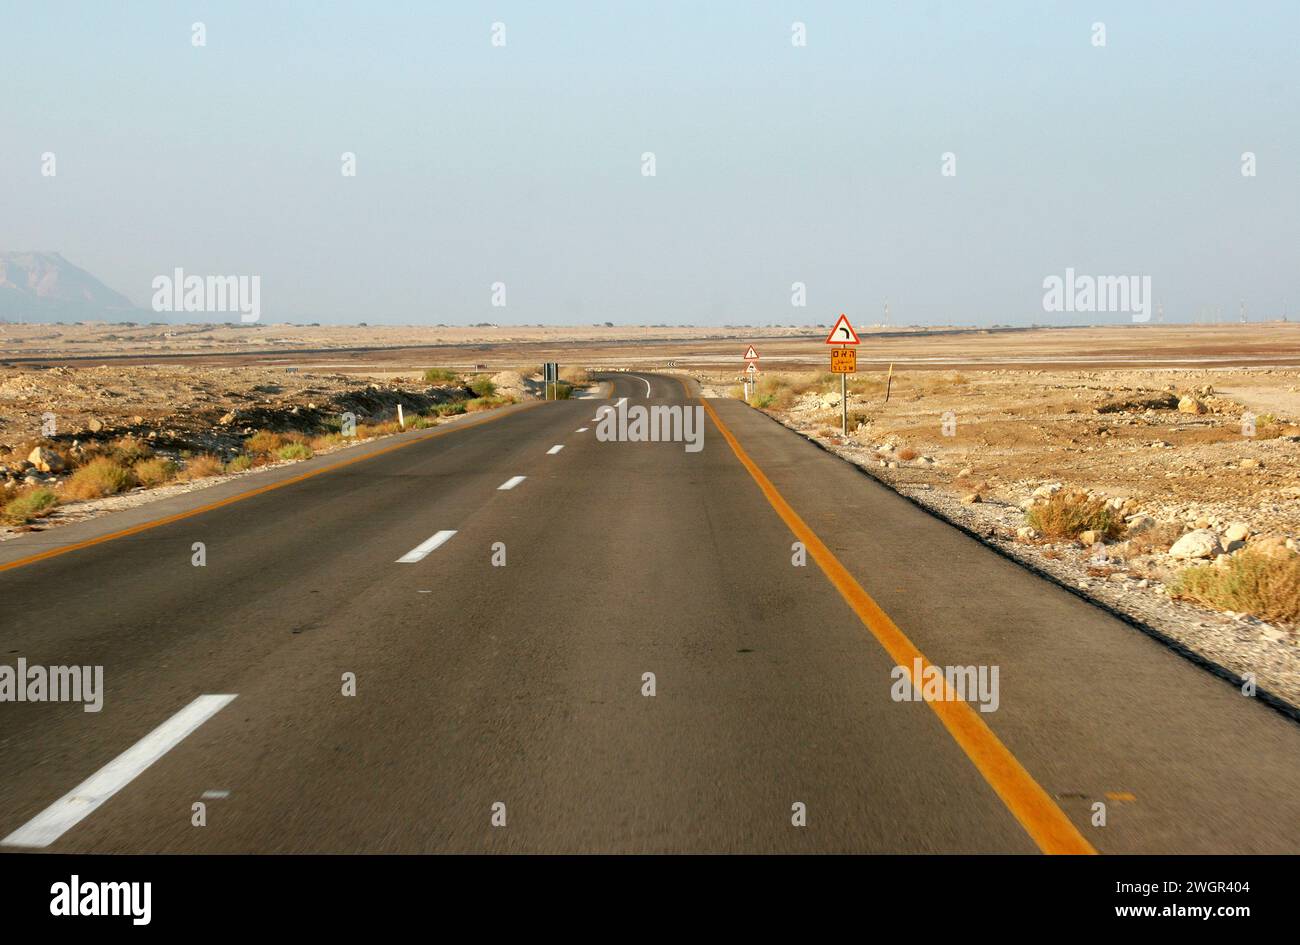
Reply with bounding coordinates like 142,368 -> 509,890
2,694 -> 238,848
396,530 -> 457,563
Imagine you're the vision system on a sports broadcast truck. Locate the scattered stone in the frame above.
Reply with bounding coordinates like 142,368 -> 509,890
1223,522 -> 1250,543
1177,395 -> 1207,414
27,446 -> 64,473
960,493 -> 981,505
1169,529 -> 1223,560
1125,515 -> 1156,535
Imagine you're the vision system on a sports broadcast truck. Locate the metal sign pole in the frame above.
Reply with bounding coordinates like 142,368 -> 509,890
841,361 -> 847,436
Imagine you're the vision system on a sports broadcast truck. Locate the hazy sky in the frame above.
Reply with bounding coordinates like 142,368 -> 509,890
3,1 -> 1297,326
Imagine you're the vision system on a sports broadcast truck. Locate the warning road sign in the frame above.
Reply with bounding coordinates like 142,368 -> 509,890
824,314 -> 860,346
743,345 -> 759,360
745,362 -> 758,374
830,348 -> 857,373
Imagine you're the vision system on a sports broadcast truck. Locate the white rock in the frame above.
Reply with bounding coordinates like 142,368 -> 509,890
1168,529 -> 1223,560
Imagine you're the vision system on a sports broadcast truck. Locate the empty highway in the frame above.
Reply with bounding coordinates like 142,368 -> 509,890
0,373 -> 1297,853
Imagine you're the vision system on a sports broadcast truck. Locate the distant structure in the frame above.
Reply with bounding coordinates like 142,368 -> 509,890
1240,301 -> 1248,324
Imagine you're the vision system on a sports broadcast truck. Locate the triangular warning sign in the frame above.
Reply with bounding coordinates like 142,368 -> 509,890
743,345 -> 759,360
824,314 -> 860,345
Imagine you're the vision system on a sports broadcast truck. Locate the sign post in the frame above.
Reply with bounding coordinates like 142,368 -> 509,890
742,345 -> 759,405
543,362 -> 560,400
824,314 -> 861,436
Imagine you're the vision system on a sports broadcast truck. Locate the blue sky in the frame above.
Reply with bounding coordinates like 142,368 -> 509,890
2,1 -> 1297,325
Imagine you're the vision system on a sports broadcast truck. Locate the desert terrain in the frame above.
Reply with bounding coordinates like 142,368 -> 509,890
2,320 -> 1298,706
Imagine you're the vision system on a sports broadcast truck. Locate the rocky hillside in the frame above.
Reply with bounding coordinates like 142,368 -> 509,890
0,252 -> 137,320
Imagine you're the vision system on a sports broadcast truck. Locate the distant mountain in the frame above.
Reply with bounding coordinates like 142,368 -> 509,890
0,251 -> 138,321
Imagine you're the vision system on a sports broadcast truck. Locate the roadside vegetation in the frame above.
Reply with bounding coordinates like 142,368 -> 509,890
1172,549 -> 1300,625
1,372 -> 523,530
64,457 -> 137,499
1025,490 -> 1123,541
1,487 -> 59,525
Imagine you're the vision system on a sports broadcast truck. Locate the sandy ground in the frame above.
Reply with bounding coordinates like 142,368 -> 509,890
4,321 -> 1300,373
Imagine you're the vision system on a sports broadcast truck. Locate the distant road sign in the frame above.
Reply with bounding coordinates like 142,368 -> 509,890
824,314 -> 860,346
745,362 -> 758,374
743,345 -> 759,360
830,348 -> 857,373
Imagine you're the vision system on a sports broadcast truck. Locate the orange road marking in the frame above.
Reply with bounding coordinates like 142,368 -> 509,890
698,393 -> 1096,855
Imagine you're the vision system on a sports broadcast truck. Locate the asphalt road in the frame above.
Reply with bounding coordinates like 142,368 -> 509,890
1,372 -> 1297,853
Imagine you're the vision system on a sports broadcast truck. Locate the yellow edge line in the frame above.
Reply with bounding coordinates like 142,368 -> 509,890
0,402 -> 541,575
696,391 -> 1096,856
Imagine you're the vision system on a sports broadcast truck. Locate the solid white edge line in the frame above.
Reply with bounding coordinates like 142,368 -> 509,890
1,694 -> 238,848
547,445 -> 564,455
396,529 -> 458,563
498,476 -> 527,490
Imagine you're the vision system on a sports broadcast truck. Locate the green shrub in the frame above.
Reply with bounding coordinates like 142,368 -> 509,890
225,454 -> 253,473
1,488 -> 59,525
469,377 -> 497,398
423,368 -> 459,384
132,457 -> 177,487
276,443 -> 313,461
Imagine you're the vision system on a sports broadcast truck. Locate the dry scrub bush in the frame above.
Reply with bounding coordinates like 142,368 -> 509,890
1172,550 -> 1300,625
65,458 -> 136,499
177,455 -> 224,481
1025,490 -> 1122,540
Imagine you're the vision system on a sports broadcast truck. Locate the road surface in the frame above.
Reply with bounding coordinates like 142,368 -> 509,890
0,372 -> 1297,853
